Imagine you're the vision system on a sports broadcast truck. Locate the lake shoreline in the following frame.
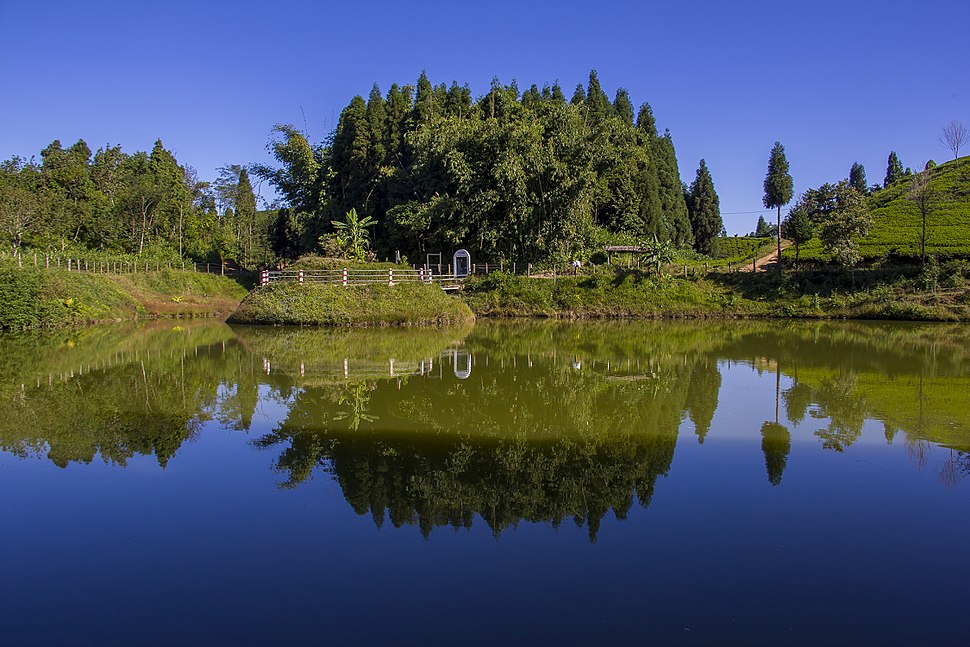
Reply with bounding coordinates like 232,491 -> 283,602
2,263 -> 967,330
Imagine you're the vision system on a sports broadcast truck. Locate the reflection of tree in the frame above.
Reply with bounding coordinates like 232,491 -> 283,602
333,382 -> 378,432
812,373 -> 866,452
761,422 -> 791,486
684,357 -> 720,443
783,382 -> 812,426
0,323 -> 260,468
760,369 -> 791,485
252,344 -> 695,541
257,428 -> 677,541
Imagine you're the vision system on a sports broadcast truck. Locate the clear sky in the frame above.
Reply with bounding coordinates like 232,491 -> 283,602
2,0 -> 967,234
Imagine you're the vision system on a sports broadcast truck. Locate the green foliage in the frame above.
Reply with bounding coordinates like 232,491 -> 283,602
763,142 -> 793,211
884,151 -> 904,187
252,71 -> 692,265
686,159 -> 722,256
329,208 -> 376,260
791,157 -> 970,262
849,162 -> 867,194
711,236 -> 775,263
782,206 -> 814,264
2,138 -> 278,270
817,181 -> 872,267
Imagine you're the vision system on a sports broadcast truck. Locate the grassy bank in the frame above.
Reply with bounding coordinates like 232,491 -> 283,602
0,266 -> 248,330
461,265 -> 970,321
229,282 -> 475,327
788,156 -> 970,263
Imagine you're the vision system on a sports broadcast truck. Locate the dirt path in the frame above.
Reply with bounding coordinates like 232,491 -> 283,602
741,240 -> 792,272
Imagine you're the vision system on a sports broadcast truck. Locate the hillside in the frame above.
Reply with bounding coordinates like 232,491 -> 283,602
788,156 -> 970,262
0,266 -> 248,329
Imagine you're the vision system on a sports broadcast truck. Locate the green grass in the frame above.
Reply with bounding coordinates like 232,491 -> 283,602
787,156 -> 970,263
0,265 -> 248,330
712,236 -> 775,262
229,282 -> 475,326
461,266 -> 970,321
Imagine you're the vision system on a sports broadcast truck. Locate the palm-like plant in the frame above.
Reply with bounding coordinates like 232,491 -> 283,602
644,235 -> 675,276
331,208 -> 377,260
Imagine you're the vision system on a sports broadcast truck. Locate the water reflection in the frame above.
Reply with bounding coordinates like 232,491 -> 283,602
1,319 -> 967,538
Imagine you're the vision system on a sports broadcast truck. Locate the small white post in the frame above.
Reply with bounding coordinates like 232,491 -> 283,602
388,268 -> 393,286
68,258 -> 72,272
298,270 -> 304,285
260,270 -> 269,286
342,267 -> 348,287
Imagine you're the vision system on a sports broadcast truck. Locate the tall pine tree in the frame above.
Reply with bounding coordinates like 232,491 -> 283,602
849,162 -> 867,194
884,151 -> 903,187
763,141 -> 793,270
687,159 -> 722,256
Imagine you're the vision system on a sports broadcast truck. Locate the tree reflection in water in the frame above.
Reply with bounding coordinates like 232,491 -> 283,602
0,319 -> 967,540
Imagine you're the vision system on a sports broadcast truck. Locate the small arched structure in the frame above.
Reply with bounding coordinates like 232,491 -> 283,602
453,249 -> 471,278
453,349 -> 472,380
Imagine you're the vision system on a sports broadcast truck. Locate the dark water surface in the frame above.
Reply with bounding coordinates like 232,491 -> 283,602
1,320 -> 968,645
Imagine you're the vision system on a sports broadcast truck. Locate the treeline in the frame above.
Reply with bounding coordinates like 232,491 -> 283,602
2,70 -> 726,267
0,140 -> 273,266
258,70 -> 723,264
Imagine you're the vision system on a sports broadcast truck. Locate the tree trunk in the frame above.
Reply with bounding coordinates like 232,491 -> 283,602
921,209 -> 926,267
776,205 -> 782,273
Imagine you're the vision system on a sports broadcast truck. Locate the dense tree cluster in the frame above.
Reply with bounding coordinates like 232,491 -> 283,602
0,140 -> 273,266
256,71 -> 700,264
2,71 -> 721,267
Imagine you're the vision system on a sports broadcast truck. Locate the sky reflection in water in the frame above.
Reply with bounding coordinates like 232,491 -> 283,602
0,320 -> 967,644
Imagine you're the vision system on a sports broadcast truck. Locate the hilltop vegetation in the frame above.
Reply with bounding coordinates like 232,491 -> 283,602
786,156 -> 970,263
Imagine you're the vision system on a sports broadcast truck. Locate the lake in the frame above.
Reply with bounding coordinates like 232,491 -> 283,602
1,319 -> 968,645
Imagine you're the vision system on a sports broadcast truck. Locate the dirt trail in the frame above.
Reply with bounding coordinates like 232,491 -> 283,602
741,240 -> 792,272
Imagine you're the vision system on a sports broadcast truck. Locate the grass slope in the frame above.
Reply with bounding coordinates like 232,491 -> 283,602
229,282 -> 475,327
790,156 -> 970,262
462,267 -> 970,321
0,266 -> 248,329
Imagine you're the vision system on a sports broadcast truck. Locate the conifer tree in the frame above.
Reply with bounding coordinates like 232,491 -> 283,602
655,131 -> 693,246
687,159 -> 722,256
330,96 -> 372,215
884,151 -> 903,187
782,204 -> 813,265
235,167 -> 258,266
550,82 -> 566,103
849,162 -> 867,194
413,71 -> 436,124
570,83 -> 586,105
635,103 -> 658,139
585,69 -> 611,118
613,89 -> 634,126
763,141 -> 793,270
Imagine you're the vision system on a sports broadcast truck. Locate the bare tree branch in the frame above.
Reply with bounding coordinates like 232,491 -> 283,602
939,120 -> 969,160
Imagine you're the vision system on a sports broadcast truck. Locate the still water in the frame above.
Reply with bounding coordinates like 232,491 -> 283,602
1,320 -> 968,644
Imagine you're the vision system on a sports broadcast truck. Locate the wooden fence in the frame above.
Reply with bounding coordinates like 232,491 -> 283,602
0,250 -> 239,275
261,268 -> 464,289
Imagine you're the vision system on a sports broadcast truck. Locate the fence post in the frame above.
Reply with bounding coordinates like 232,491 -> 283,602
260,270 -> 268,286
388,268 -> 393,286
343,267 -> 348,287
298,270 -> 304,285
45,254 -> 49,269
527,263 -> 531,277
68,258 -> 71,272
752,257 -> 756,272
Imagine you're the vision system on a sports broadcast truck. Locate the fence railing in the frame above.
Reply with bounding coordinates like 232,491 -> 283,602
261,268 -> 464,287
0,250 -> 240,275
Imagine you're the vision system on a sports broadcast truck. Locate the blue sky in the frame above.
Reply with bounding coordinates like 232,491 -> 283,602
2,0 -> 967,234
